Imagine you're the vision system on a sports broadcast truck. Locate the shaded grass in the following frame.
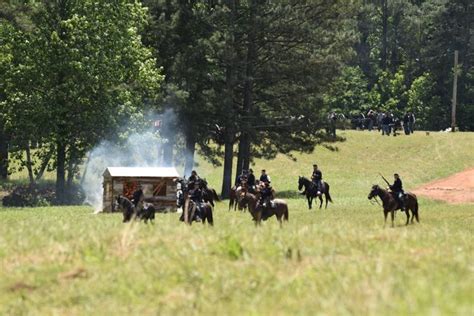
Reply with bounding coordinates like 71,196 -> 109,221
0,131 -> 473,315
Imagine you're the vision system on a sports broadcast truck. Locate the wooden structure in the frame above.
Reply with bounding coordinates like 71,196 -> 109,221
102,167 -> 180,213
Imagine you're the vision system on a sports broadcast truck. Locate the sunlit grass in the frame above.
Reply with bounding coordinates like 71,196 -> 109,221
0,131 -> 473,315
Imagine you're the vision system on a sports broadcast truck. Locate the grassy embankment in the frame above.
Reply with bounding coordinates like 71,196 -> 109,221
0,130 -> 473,315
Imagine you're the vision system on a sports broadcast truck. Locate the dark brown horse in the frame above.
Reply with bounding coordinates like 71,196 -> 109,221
238,192 -> 288,226
229,185 -> 247,211
368,185 -> 419,227
200,178 -> 220,207
298,176 -> 333,209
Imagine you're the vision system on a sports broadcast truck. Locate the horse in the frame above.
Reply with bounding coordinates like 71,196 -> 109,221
229,185 -> 247,211
367,184 -> 419,227
200,178 -> 220,207
136,203 -> 156,223
178,196 -> 214,226
298,176 -> 333,209
238,191 -> 288,227
115,195 -> 155,223
176,179 -> 213,226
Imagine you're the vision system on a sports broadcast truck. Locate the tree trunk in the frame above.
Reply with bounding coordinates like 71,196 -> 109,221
35,148 -> 53,181
381,0 -> 388,71
239,0 -> 257,174
66,159 -> 75,190
183,135 -> 195,178
25,142 -> 35,185
0,124 -> 8,180
221,138 -> 234,198
56,141 -> 66,204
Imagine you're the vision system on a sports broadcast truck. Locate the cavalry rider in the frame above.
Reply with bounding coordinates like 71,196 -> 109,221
389,173 -> 405,210
247,169 -> 256,192
311,164 -> 323,195
132,184 -> 144,212
259,169 -> 271,184
189,179 -> 204,222
259,181 -> 275,211
235,169 -> 248,189
188,170 -> 200,183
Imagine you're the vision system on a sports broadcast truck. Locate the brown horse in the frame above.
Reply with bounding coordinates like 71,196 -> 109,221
229,185 -> 248,211
181,198 -> 214,226
238,192 -> 288,226
368,185 -> 419,227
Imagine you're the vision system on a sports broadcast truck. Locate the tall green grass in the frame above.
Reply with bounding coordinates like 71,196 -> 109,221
0,131 -> 473,315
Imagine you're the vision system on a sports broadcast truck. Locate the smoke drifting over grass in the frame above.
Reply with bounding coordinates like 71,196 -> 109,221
81,110 -> 181,213
81,132 -> 160,213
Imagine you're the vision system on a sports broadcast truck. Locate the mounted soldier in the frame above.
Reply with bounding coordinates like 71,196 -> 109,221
258,181 -> 275,214
235,169 -> 249,189
259,169 -> 271,184
189,179 -> 204,222
247,169 -> 256,192
311,164 -> 323,195
131,184 -> 144,213
188,170 -> 200,183
389,173 -> 405,210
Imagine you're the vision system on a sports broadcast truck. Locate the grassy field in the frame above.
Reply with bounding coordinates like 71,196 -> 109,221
0,131 -> 473,315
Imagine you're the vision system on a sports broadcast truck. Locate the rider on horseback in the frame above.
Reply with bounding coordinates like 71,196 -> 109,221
247,169 -> 256,192
189,180 -> 204,222
259,169 -> 271,184
132,184 -> 144,213
311,164 -> 323,195
259,181 -> 275,212
188,170 -> 200,183
389,173 -> 405,210
235,169 -> 249,190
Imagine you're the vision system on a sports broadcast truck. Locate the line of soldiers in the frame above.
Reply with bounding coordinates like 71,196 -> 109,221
188,164 -> 406,214
235,169 -> 273,208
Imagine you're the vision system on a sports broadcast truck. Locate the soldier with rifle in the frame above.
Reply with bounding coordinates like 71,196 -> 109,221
380,173 -> 405,210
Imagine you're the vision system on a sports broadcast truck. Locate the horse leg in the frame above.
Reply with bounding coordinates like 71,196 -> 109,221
208,209 -> 214,226
405,209 -> 409,226
383,210 -> 388,228
325,193 -> 329,209
391,210 -> 395,228
319,195 -> 323,209
307,196 -> 312,209
256,211 -> 262,226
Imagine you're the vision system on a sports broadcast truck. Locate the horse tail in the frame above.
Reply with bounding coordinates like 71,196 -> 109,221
326,183 -> 333,203
212,189 -> 220,202
283,204 -> 289,221
413,196 -> 419,222
207,205 -> 214,226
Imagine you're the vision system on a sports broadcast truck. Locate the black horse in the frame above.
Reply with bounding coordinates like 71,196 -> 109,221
115,195 -> 155,223
298,176 -> 333,209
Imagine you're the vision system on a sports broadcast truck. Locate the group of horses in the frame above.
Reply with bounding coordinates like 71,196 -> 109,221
114,175 -> 420,228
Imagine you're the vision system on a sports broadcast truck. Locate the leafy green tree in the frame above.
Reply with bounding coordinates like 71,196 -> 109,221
4,0 -> 161,201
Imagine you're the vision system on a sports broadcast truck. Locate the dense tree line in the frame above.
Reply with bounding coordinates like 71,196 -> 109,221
0,0 -> 472,201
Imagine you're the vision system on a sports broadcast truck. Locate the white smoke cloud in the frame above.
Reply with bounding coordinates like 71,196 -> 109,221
81,110 -> 182,213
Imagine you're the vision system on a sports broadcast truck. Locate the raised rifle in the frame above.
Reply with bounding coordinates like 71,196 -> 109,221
379,173 -> 391,188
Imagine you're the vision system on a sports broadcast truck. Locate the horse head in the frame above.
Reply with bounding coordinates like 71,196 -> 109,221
368,185 -> 381,200
298,176 -> 304,191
